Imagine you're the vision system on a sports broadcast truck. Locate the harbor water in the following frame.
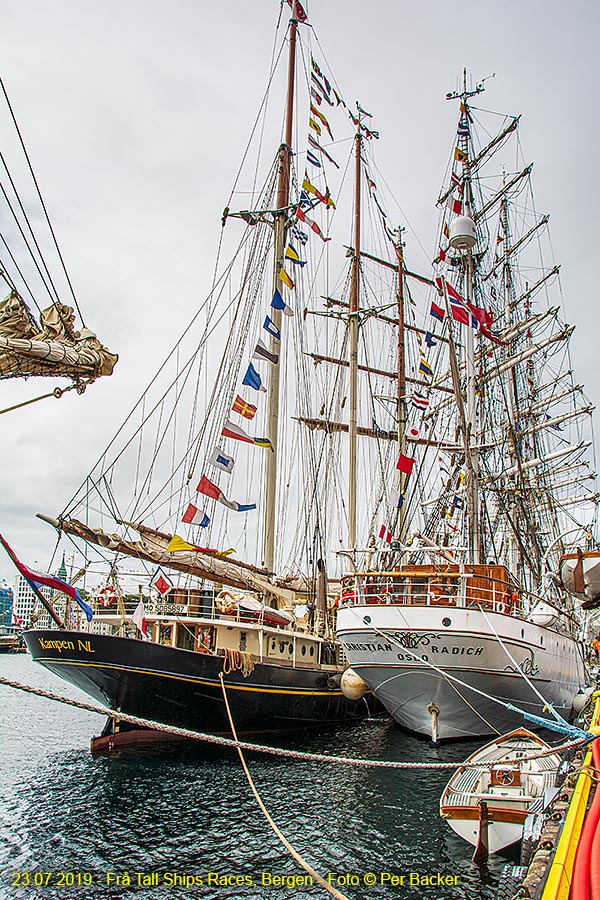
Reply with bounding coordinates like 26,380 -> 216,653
0,654 -> 508,900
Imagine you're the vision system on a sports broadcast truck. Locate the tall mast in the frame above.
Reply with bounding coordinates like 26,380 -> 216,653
463,243 -> 480,563
395,227 -> 408,542
263,6 -> 298,573
348,114 -> 362,550
447,69 -> 485,565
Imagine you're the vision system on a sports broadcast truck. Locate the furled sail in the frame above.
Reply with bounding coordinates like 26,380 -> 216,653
0,293 -> 117,380
38,515 -> 297,605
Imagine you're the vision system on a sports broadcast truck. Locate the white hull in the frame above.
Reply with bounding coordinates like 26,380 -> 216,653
440,729 -> 560,853
447,818 -> 524,855
336,605 -> 586,740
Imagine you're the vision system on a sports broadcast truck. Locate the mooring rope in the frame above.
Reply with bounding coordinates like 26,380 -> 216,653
477,604 -> 565,724
217,674 -> 351,900
0,675 -> 589,768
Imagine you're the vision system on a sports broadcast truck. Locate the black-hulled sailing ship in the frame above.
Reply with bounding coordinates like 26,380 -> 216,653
23,2 -> 392,747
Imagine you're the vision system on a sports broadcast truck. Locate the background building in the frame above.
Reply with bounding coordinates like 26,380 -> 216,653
12,576 -> 53,628
0,580 -> 13,629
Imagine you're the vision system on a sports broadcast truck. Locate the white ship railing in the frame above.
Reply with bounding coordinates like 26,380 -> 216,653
337,573 -> 557,621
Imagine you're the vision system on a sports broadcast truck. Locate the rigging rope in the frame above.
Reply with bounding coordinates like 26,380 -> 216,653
0,76 -> 84,322
0,379 -> 92,415
346,606 -> 593,739
0,675 -> 587,768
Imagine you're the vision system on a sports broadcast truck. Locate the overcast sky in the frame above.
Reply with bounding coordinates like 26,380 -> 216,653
0,0 -> 598,585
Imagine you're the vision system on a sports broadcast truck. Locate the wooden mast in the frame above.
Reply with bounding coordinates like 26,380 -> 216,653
348,113 -> 362,551
460,73 -> 481,565
395,227 -> 408,542
453,70 -> 482,565
263,5 -> 298,573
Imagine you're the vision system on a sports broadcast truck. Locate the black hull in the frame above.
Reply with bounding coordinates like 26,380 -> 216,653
24,630 -> 376,734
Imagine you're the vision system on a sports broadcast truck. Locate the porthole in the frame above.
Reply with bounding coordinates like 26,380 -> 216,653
309,646 -> 315,656
279,642 -> 285,653
301,645 -> 306,656
442,617 -> 451,627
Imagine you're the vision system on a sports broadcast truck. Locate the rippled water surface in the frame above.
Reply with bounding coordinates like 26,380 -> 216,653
0,655 -> 508,900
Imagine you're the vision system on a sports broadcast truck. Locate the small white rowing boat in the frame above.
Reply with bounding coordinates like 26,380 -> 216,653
440,728 -> 561,858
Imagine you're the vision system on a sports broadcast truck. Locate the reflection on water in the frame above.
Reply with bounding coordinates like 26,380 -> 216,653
0,655 -> 506,899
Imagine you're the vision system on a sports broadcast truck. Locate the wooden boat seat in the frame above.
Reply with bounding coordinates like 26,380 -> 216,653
444,790 -> 540,810
448,767 -> 484,795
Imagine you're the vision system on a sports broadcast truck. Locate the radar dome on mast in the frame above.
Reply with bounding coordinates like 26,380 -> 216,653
449,216 -> 476,250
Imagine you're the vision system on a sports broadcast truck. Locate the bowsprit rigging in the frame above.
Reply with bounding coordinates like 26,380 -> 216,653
0,77 -> 117,413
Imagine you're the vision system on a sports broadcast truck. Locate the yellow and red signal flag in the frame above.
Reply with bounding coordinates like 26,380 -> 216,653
166,535 -> 235,556
232,395 -> 257,420
309,104 -> 334,141
279,268 -> 295,290
301,176 -> 335,209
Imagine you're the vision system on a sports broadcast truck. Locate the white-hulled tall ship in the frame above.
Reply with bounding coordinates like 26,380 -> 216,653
336,72 -> 594,741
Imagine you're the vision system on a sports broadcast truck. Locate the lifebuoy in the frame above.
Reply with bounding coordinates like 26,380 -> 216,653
98,584 -> 116,606
215,590 -> 237,614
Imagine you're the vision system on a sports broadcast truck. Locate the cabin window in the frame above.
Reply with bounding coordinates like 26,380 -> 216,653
309,646 -> 315,657
279,642 -> 285,653
176,625 -> 195,651
521,628 -> 525,639
239,632 -> 247,651
301,645 -> 306,656
197,627 -> 215,652
159,625 -> 172,646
